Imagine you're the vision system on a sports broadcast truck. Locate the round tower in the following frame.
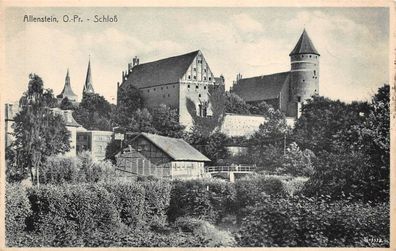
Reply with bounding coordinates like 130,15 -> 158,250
288,29 -> 319,116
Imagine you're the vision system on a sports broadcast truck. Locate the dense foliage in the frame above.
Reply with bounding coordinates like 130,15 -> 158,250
73,93 -> 113,130
238,196 -> 389,247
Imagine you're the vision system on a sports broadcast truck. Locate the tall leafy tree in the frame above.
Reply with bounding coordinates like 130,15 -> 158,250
8,74 -> 70,183
73,93 -> 112,131
151,104 -> 185,138
114,84 -> 144,128
224,92 -> 250,114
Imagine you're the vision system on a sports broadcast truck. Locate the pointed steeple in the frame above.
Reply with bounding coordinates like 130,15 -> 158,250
83,57 -> 95,95
57,68 -> 78,101
289,29 -> 320,56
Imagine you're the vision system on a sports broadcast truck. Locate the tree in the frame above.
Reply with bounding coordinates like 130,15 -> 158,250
249,101 -> 274,117
114,84 -> 144,128
224,92 -> 250,114
292,96 -> 369,154
151,104 -> 185,138
247,107 -> 289,171
8,74 -> 71,183
128,108 -> 157,133
59,97 -> 76,110
73,93 -> 113,131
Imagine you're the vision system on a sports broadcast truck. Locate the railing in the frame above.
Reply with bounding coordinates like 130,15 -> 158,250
205,165 -> 256,173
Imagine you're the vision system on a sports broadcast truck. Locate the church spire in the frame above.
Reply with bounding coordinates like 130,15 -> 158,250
57,68 -> 78,101
83,57 -> 95,95
289,29 -> 320,56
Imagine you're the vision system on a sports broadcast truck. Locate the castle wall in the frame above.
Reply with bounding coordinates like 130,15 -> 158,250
220,113 -> 266,137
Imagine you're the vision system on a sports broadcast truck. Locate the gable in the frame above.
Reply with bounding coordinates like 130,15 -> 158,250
180,51 -> 215,83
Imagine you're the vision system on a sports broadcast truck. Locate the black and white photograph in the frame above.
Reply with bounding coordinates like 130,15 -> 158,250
1,0 -> 394,248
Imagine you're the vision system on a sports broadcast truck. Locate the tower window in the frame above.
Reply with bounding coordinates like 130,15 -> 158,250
188,85 -> 190,88
204,69 -> 207,72
314,70 -> 316,76
209,77 -> 212,81
309,55 -> 312,58
196,85 -> 199,89
199,94 -> 201,97
193,67 -> 196,71
204,86 -> 207,90
193,76 -> 197,80
188,75 -> 191,79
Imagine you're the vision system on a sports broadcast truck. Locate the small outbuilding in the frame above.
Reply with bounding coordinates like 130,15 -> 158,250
115,133 -> 210,179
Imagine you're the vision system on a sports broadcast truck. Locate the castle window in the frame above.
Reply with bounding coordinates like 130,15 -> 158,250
199,94 -> 201,97
204,76 -> 207,80
166,86 -> 168,89
163,94 -> 165,98
297,96 -> 301,102
188,75 -> 191,79
314,70 -> 316,75
193,76 -> 197,80
303,80 -> 305,82
188,85 -> 190,88
193,67 -> 196,71
173,85 -> 175,88
154,88 -> 156,91
204,69 -> 207,72
196,85 -> 199,89
203,106 -> 207,117
209,77 -> 212,81
204,86 -> 207,90
198,104 -> 203,117
309,55 -> 312,58
302,55 -> 304,58
161,87 -> 163,90
168,94 -> 170,97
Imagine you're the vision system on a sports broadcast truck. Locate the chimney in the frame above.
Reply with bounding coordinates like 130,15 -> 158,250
133,56 -> 139,67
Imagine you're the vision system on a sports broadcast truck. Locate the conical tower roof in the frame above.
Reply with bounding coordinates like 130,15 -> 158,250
83,58 -> 95,94
289,29 -> 320,56
57,69 -> 78,101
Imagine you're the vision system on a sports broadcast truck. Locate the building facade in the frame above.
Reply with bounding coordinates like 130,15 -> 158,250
117,51 -> 224,129
76,130 -> 113,160
115,133 -> 210,179
231,29 -> 320,118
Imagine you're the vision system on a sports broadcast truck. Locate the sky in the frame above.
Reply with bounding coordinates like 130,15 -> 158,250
3,7 -> 390,104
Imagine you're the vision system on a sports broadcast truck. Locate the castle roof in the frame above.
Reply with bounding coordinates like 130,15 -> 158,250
57,69 -> 78,101
289,29 -> 320,56
231,72 -> 290,102
130,132 -> 211,162
83,59 -> 95,94
122,50 -> 200,89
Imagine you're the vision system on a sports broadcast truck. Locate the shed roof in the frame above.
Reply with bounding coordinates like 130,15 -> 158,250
133,133 -> 210,162
122,50 -> 200,89
231,72 -> 290,102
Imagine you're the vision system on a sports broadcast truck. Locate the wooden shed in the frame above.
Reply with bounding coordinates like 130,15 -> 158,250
115,133 -> 210,179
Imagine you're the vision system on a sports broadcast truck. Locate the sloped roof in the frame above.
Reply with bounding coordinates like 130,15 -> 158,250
83,59 -> 95,94
51,108 -> 82,127
289,29 -> 320,56
231,72 -> 290,102
57,69 -> 77,101
122,50 -> 200,89
135,133 -> 210,162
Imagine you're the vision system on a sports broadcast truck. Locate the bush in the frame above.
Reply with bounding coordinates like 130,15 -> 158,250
175,216 -> 236,247
104,181 -> 146,228
168,179 -> 236,224
238,196 -> 389,247
40,155 -> 82,184
79,151 -> 116,183
5,183 -> 32,246
281,176 -> 309,197
141,180 -> 172,228
26,183 -> 123,246
234,174 -> 286,221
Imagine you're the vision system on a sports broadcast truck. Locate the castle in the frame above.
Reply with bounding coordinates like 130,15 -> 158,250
117,50 -> 224,129
117,29 -> 319,130
231,29 -> 320,118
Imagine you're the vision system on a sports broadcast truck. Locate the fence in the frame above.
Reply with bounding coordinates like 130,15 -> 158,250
205,165 -> 256,173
